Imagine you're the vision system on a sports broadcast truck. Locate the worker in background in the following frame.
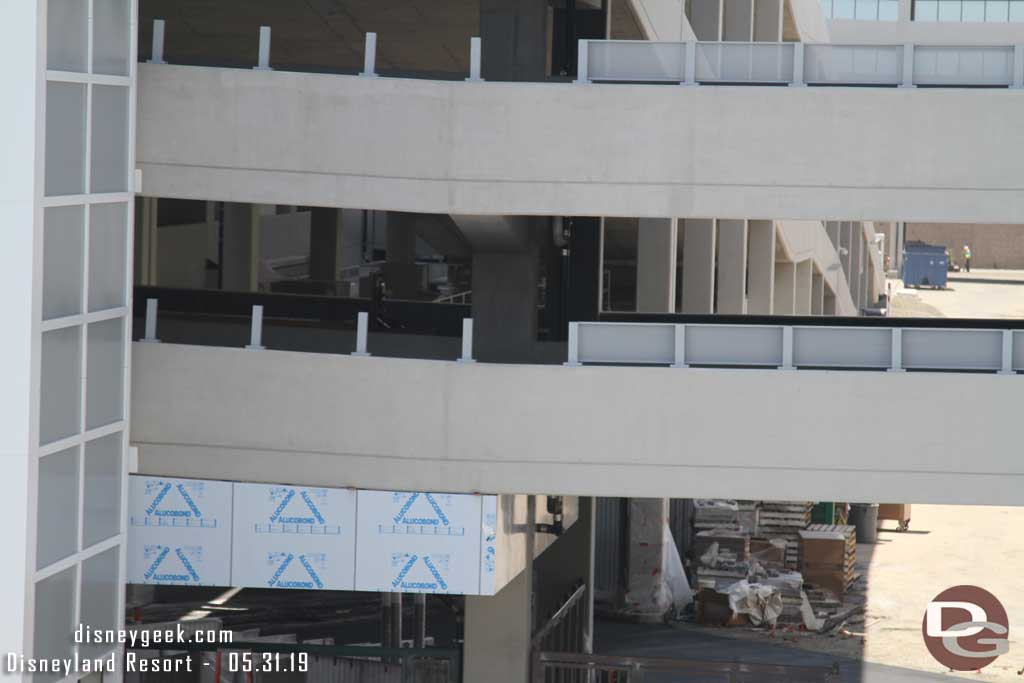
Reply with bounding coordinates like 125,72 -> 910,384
962,244 -> 972,273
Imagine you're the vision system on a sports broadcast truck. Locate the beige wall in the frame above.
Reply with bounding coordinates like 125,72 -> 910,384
907,223 -> 1024,270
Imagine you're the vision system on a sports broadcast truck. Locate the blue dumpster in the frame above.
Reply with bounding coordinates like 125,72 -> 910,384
902,242 -> 948,289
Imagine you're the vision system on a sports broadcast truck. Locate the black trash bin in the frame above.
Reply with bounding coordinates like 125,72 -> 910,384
849,503 -> 879,544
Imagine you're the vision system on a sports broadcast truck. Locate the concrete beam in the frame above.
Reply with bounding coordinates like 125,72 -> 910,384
681,219 -> 715,313
716,219 -> 747,314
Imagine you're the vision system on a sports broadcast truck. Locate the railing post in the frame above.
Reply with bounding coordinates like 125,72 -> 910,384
142,298 -> 160,342
254,26 -> 272,71
148,19 -> 166,64
1000,329 -> 1014,374
684,41 -> 697,85
1014,44 -> 1024,89
466,36 -> 483,81
574,40 -> 590,83
360,32 -> 378,77
888,327 -> 905,372
779,326 -> 794,370
352,311 -> 371,356
672,324 -> 688,368
246,305 -> 265,350
564,322 -> 581,366
901,43 -> 915,87
790,42 -> 805,87
458,318 -> 476,363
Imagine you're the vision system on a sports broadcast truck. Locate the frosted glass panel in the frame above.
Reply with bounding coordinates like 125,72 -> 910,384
36,447 -> 80,569
90,85 -> 129,193
47,0 -> 88,72
83,432 -> 122,547
93,0 -> 130,76
33,567 -> 77,683
86,318 -> 124,429
89,203 -> 127,311
45,82 -> 87,196
40,326 -> 82,444
80,547 -> 120,658
43,206 -> 85,320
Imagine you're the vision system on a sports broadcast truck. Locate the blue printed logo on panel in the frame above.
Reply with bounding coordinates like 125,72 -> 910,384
255,487 -> 341,535
131,480 -> 218,529
265,552 -> 326,589
483,510 -> 497,577
143,544 -> 203,584
379,493 -> 465,537
390,552 -> 451,592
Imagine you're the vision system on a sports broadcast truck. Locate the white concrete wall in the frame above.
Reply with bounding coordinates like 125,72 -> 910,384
137,65 -> 1024,224
132,342 -> 1024,506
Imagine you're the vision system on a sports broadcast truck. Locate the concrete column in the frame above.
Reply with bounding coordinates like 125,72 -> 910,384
624,498 -> 670,619
823,290 -> 836,315
795,260 -> 812,315
472,240 -> 540,362
681,219 -> 716,313
636,218 -> 678,312
899,0 -> 912,22
690,0 -> 724,40
753,0 -> 784,41
839,221 -> 852,279
895,221 -> 906,275
811,272 -> 824,315
825,221 -> 840,251
136,197 -> 158,285
716,219 -> 748,314
747,220 -> 775,314
385,212 -> 419,299
480,0 -> 548,81
309,208 -> 339,283
773,260 -> 795,314
724,0 -> 755,41
465,496 -> 535,683
850,224 -> 863,310
222,202 -> 261,292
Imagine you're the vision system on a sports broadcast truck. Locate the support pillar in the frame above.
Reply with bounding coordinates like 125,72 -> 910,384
681,219 -> 716,313
413,594 -> 427,648
222,202 -> 262,292
747,220 -> 775,314
385,212 -> 419,299
472,227 -> 540,362
754,0 -> 784,41
899,0 -> 912,22
717,219 -> 748,314
773,261 -> 796,314
839,221 -> 852,279
724,0 -> 755,41
480,0 -> 549,81
309,208 -> 339,284
795,260 -> 812,315
636,218 -> 678,312
624,498 -> 671,619
811,272 -> 824,315
823,290 -> 836,315
464,496 -> 535,683
136,197 -> 158,285
850,224 -> 863,310
895,221 -> 906,275
689,0 -> 724,40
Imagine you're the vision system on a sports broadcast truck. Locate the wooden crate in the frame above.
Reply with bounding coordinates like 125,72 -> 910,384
799,524 -> 856,597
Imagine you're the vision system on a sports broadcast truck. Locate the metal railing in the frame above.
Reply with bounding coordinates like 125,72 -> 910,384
131,640 -> 461,683
532,582 -> 589,683
144,19 -> 1024,90
565,320 -> 1024,373
533,652 -> 839,683
578,39 -> 1024,88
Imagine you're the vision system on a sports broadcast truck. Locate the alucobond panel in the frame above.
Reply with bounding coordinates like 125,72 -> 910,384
231,483 -> 357,590
354,490 -> 484,594
127,476 -> 232,586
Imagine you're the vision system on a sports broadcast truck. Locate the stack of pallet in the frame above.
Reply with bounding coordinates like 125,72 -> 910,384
757,501 -> 813,568
693,499 -> 740,531
799,524 -> 857,598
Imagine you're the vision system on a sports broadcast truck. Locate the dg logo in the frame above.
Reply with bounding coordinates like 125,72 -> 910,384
922,586 -> 1009,671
